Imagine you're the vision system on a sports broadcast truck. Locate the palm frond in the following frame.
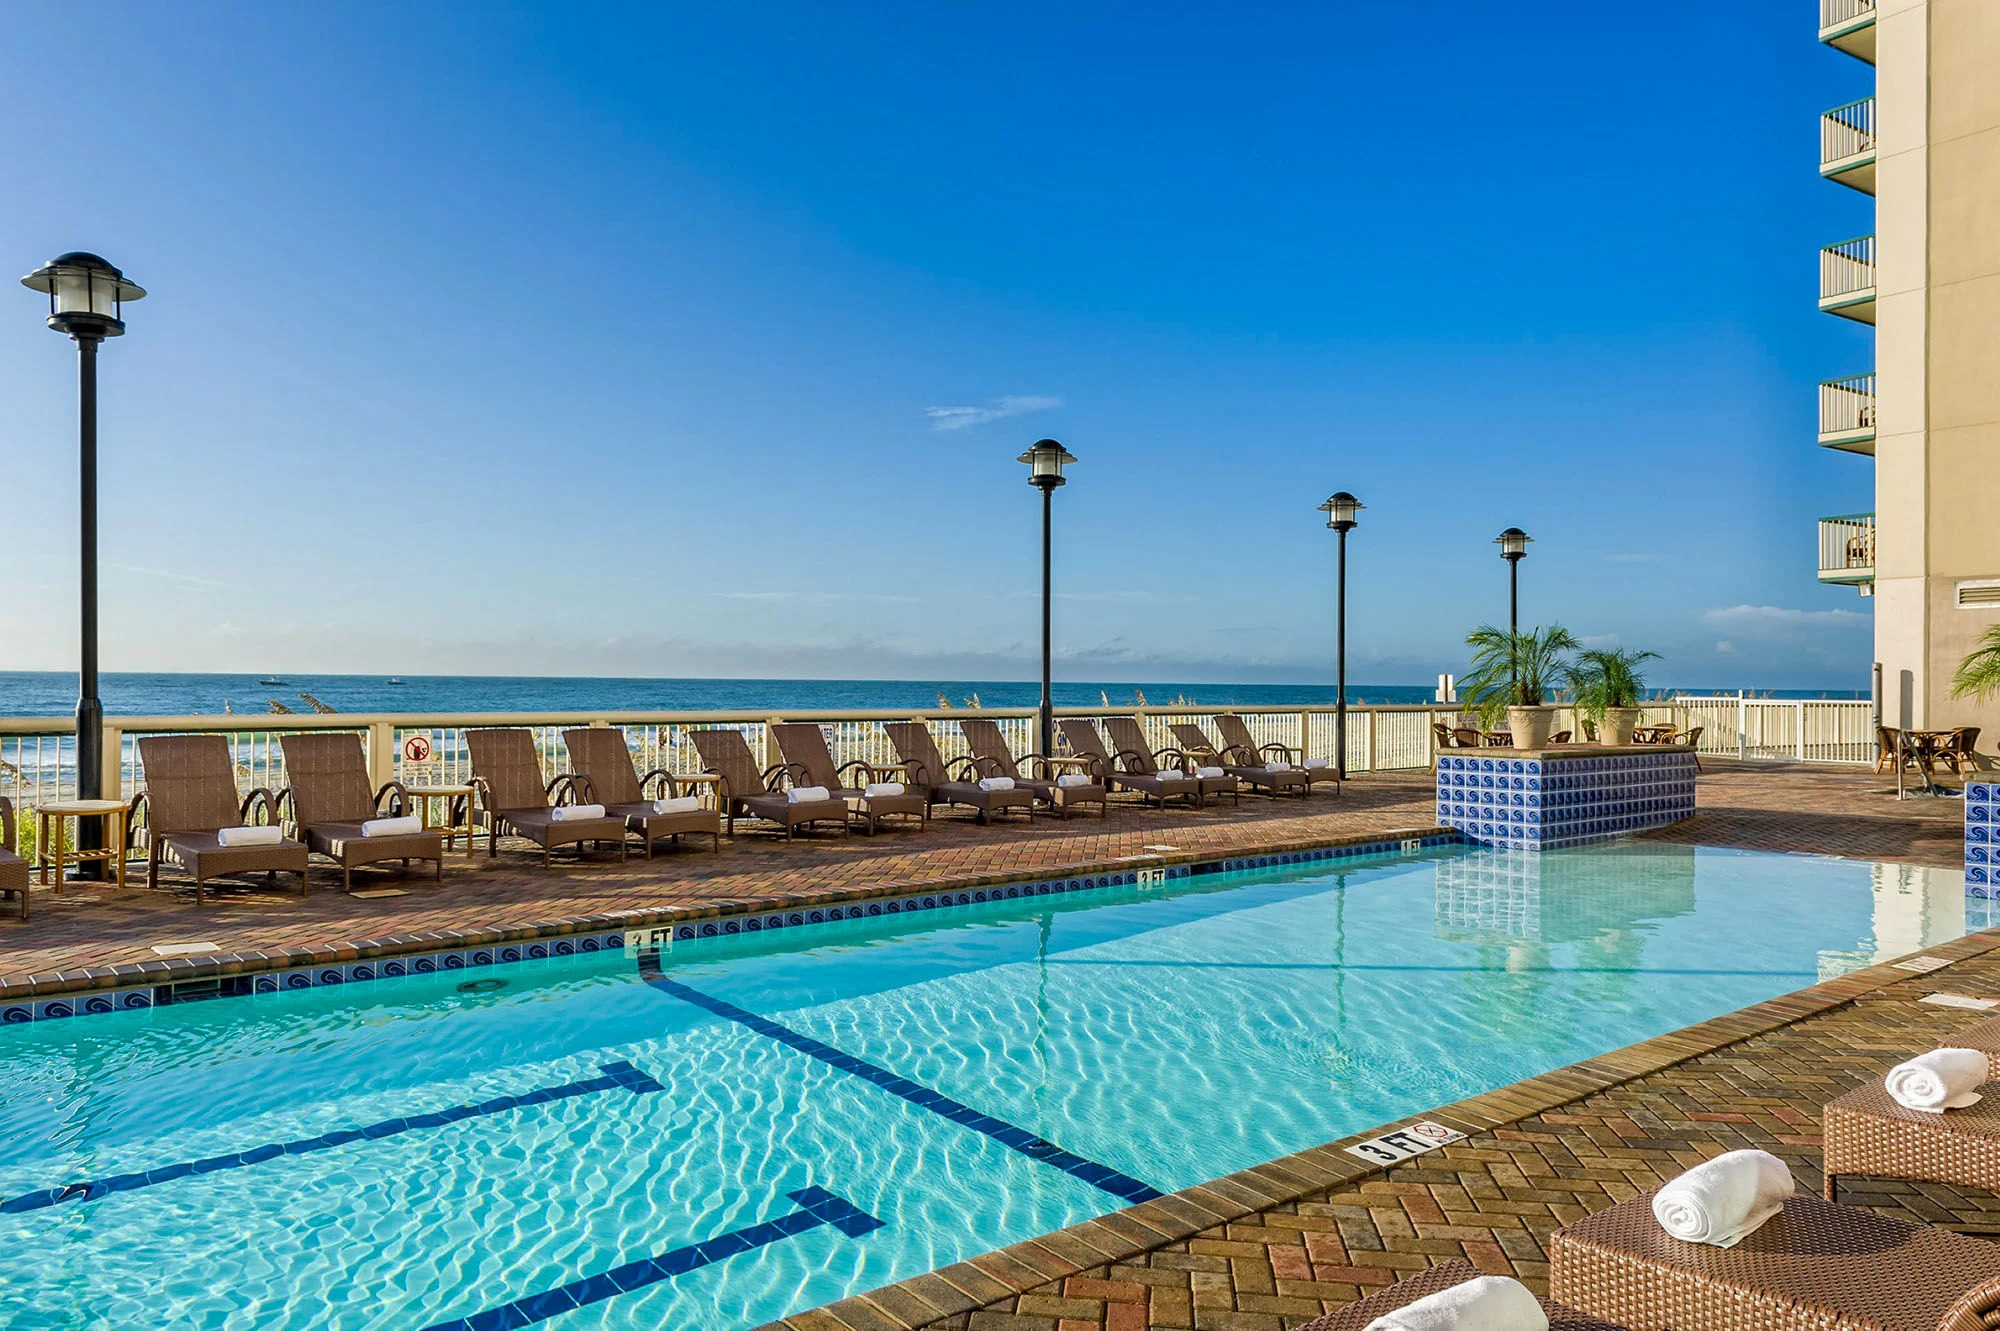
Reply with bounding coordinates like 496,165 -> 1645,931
1952,625 -> 2000,700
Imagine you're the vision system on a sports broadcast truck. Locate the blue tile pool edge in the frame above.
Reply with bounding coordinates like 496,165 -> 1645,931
0,831 -> 1465,1026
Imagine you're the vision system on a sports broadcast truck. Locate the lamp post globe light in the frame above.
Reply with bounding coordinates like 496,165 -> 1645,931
22,253 -> 145,877
1318,492 -> 1362,780
1018,439 -> 1076,758
1495,526 -> 1532,695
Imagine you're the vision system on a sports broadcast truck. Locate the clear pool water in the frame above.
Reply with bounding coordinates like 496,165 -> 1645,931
0,843 -> 1976,1329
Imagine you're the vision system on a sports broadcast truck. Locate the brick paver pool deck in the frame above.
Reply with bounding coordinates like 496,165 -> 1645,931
1,758 -> 1982,1330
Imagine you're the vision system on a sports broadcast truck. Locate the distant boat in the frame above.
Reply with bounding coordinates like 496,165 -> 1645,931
386,677 -> 405,685
258,677 -> 287,686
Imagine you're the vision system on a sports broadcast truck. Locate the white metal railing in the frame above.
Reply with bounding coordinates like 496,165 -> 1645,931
1820,0 -> 1875,31
1818,513 -> 1876,581
1821,98 -> 1876,168
1821,236 -> 1876,305
1819,374 -> 1876,438
1676,695 -> 1875,765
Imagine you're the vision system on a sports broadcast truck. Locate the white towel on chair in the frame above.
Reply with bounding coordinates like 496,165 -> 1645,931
361,816 -> 422,838
1056,773 -> 1090,788
1265,759 -> 1296,771
1195,765 -> 1225,779
863,782 -> 905,798
978,776 -> 1014,791
1304,757 -> 1331,770
651,796 -> 700,815
1886,1048 -> 1987,1112
550,803 -> 606,823
1363,1275 -> 1548,1331
217,825 -> 282,848
1650,1149 -> 1794,1247
787,785 -> 830,804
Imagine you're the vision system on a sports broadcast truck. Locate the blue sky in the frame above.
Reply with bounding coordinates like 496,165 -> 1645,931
0,2 -> 1876,688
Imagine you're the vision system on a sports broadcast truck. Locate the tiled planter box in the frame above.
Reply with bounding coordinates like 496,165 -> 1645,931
1969,782 -> 1996,889
1436,746 -> 1697,851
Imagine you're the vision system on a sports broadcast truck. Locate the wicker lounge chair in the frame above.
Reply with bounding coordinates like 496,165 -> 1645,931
1169,720 -> 1303,798
1823,1014 -> 2000,1204
276,732 -> 443,891
881,721 -> 1035,823
959,718 -> 1106,818
1110,717 -> 1236,806
134,734 -> 310,902
1,796 -> 27,920
1549,1187 -> 2000,1330
560,728 -> 721,856
686,728 -> 850,839
464,728 -> 626,866
1216,713 -> 1339,795
1300,1258 -> 1624,1331
770,722 -> 927,834
1055,718 -> 1202,808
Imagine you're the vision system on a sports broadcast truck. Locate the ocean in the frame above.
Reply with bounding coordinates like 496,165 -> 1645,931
0,672 -> 1863,720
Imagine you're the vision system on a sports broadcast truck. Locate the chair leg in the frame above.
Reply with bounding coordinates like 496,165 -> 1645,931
343,865 -> 351,893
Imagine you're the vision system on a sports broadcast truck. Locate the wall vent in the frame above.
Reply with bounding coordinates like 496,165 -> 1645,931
1957,580 -> 2000,609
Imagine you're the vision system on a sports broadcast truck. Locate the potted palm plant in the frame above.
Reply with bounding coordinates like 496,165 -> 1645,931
1459,624 -> 1579,748
1566,647 -> 1661,746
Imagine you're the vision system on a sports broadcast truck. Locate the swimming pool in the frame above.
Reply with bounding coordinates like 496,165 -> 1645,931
0,842 -> 1974,1328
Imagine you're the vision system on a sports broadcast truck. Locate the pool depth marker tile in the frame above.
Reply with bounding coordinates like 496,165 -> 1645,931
422,1186 -> 881,1331
636,949 -> 1163,1205
0,1060 -> 664,1216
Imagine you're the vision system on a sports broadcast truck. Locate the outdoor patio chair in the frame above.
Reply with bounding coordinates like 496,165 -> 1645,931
276,732 -> 443,891
1940,726 -> 1983,776
959,717 -> 1106,818
770,722 -> 927,833
880,721 -> 1035,823
1823,1014 -> 2000,1205
1055,718 -> 1203,809
1876,725 -> 1928,777
1216,713 -> 1338,795
1169,720 -> 1305,798
1454,725 -> 1488,749
686,728 -> 850,839
1549,1187 -> 2000,1331
134,734 -> 310,902
561,727 -> 721,856
1683,724 -> 1705,770
0,796 -> 27,920
1300,1258 -> 1623,1331
1113,717 -> 1236,805
464,728 -> 627,866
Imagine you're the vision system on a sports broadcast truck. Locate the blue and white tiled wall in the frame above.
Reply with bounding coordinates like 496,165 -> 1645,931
1436,751 -> 1696,851
1969,782 -> 1997,893
0,835 -> 1450,1026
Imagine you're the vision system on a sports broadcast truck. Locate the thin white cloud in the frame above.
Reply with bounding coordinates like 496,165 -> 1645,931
923,394 -> 1063,432
1703,604 -> 1870,630
1716,640 -> 1737,654
707,591 -> 922,604
106,561 -> 228,589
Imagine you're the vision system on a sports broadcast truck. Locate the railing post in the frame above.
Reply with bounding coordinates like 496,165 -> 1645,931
1796,701 -> 1808,763
367,720 -> 395,791
1362,709 -> 1375,772
1299,709 -> 1312,762
100,724 -> 122,800
1737,690 -> 1747,761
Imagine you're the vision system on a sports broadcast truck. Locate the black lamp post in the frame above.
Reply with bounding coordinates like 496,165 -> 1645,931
22,253 -> 144,876
1495,526 -> 1532,694
1018,439 -> 1075,758
1318,492 -> 1362,780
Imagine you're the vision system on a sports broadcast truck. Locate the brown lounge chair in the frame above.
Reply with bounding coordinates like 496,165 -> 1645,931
561,728 -> 721,856
686,728 -> 850,839
1302,1258 -> 1623,1331
134,734 -> 310,902
1172,720 -> 1308,798
1217,713 -> 1339,795
1107,716 -> 1235,807
1823,1013 -> 2000,1205
959,718 -> 1106,818
881,721 -> 1035,824
770,722 -> 928,834
464,728 -> 627,866
1056,718 -> 1201,809
1,796 -> 27,920
1549,1187 -> 2000,1331
276,732 -> 444,891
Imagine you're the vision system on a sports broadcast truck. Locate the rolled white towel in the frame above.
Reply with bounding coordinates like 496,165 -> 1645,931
550,803 -> 606,823
1195,765 -> 1226,779
651,796 -> 700,815
1056,773 -> 1091,788
1265,759 -> 1296,772
787,785 -> 831,804
1886,1048 -> 1987,1113
1650,1149 -> 1794,1248
978,776 -> 1015,792
360,815 -> 422,838
863,781 -> 906,798
217,824 -> 282,848
1304,757 -> 1331,770
1363,1275 -> 1548,1331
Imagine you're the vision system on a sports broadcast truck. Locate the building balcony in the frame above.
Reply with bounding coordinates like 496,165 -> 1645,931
1819,513 -> 1875,590
1821,98 -> 1876,194
1819,374 -> 1876,453
1819,0 -> 1876,63
1820,236 -> 1876,323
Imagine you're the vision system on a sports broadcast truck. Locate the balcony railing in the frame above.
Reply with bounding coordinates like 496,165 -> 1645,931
1820,0 -> 1874,27
1818,513 -> 1875,585
1818,373 -> 1876,451
1820,236 -> 1876,319
1819,0 -> 1876,61
1820,98 -> 1876,190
